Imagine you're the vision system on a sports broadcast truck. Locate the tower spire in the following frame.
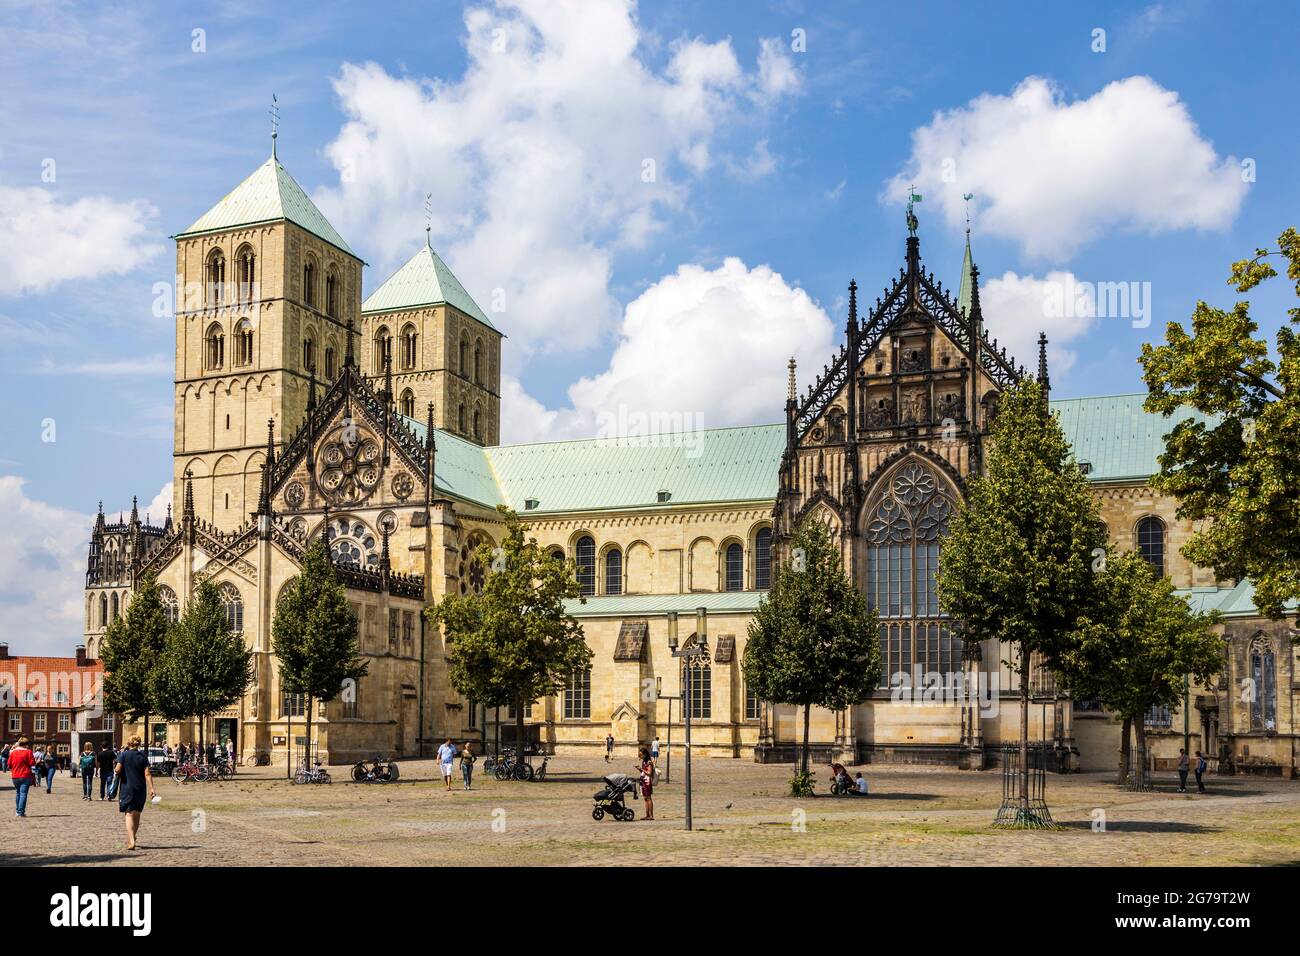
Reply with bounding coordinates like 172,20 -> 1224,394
1038,332 -> 1050,401
345,317 -> 355,368
787,358 -> 797,403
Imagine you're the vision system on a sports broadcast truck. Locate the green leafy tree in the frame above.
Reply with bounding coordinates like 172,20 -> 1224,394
744,516 -> 880,778
427,507 -> 592,762
99,573 -> 171,746
272,538 -> 367,766
1141,227 -> 1300,619
150,578 -> 252,754
1058,550 -> 1225,790
937,378 -> 1106,824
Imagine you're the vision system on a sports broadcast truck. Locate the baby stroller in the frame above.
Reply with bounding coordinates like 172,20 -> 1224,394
592,773 -> 638,822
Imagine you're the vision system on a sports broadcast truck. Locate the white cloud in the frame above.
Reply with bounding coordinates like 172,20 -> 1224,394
315,0 -> 799,358
884,75 -> 1247,260
0,186 -> 162,295
980,270 -> 1099,376
755,36 -> 801,102
0,478 -> 172,657
32,355 -> 172,377
502,257 -> 833,443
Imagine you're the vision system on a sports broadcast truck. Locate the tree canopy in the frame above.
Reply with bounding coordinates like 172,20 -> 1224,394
99,573 -> 171,724
1140,227 -> 1300,618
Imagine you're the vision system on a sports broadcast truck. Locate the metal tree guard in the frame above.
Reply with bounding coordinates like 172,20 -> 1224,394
992,743 -> 1058,829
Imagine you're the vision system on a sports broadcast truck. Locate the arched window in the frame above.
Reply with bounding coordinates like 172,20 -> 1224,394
158,585 -> 179,625
604,547 -> 622,595
205,323 -> 225,370
684,658 -> 711,718
549,547 -> 565,564
473,407 -> 482,441
1136,517 -> 1166,577
219,583 -> 244,633
400,389 -> 415,418
325,269 -> 339,318
575,536 -> 596,596
457,403 -> 466,433
724,542 -> 744,592
236,245 -> 255,300
303,258 -> 316,307
459,334 -> 469,377
110,592 -> 119,621
564,667 -> 591,719
1249,635 -> 1277,732
302,336 -> 315,372
99,593 -> 108,628
402,325 -> 418,370
865,462 -> 963,687
235,319 -> 254,366
206,249 -> 226,305
324,344 -> 336,380
755,527 -> 773,589
374,328 -> 392,373
474,339 -> 483,384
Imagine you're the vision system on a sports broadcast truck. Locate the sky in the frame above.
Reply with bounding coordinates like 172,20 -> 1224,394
1,0 -> 1297,653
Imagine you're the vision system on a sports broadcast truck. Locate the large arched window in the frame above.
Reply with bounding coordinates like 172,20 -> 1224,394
402,325 -> 418,370
1249,634 -> 1277,732
474,339 -> 483,384
374,327 -> 392,373
1136,516 -> 1166,577
219,583 -> 244,633
110,592 -> 120,621
324,343 -> 336,380
205,323 -> 225,370
302,335 -> 315,372
755,527 -> 773,590
724,542 -> 744,592
99,593 -> 108,628
604,547 -> 622,595
302,259 -> 316,307
864,461 -> 963,687
400,389 -> 415,419
158,585 -> 179,624
235,319 -> 254,366
684,658 -> 711,718
236,245 -> 255,300
564,667 -> 591,719
575,536 -> 596,596
459,334 -> 470,377
457,403 -> 466,434
473,407 -> 482,441
206,249 -> 226,305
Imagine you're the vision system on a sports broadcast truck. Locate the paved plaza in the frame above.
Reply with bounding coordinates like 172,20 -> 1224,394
4,755 -> 1298,867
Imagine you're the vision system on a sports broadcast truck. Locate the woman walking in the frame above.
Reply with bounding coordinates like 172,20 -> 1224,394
114,736 -> 157,852
637,747 -> 655,821
460,742 -> 476,790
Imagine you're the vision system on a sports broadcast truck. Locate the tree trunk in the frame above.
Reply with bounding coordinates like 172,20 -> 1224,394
143,713 -> 150,752
305,696 -> 314,771
1117,716 -> 1132,787
515,696 -> 526,768
494,706 -> 501,758
801,704 -> 811,775
1134,720 -> 1148,791
1019,643 -> 1030,813
286,709 -> 292,779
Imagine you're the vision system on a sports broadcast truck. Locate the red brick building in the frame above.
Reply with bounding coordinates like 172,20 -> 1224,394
0,643 -> 119,762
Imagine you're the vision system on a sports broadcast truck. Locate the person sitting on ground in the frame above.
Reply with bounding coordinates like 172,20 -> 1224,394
828,760 -> 851,791
854,771 -> 869,796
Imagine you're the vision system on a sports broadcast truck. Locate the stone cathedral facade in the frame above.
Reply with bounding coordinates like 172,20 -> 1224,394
84,143 -> 1299,775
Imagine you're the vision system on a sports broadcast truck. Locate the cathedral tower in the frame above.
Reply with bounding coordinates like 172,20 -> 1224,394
360,236 -> 502,445
171,140 -> 362,528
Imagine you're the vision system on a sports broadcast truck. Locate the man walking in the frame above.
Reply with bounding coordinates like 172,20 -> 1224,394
79,744 -> 97,801
1176,748 -> 1189,793
9,736 -> 35,818
437,738 -> 456,792
96,743 -> 115,800
650,735 -> 660,763
604,733 -> 614,763
114,736 -> 157,851
1194,750 -> 1208,793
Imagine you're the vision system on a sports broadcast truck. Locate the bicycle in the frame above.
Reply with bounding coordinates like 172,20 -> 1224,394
294,762 -> 331,785
351,756 -> 399,783
241,752 -> 271,767
171,761 -> 209,784
532,754 -> 550,781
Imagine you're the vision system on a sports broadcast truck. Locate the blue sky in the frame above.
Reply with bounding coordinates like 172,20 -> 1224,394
1,0 -> 1296,651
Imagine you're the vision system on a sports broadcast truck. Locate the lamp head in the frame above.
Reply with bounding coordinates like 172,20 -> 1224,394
667,611 -> 679,652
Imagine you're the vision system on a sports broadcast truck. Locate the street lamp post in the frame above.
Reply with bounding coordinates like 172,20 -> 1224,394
654,675 -> 675,784
667,607 -> 709,831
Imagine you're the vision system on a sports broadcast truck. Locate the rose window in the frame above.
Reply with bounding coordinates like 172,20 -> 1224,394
327,518 -> 379,568
319,423 -> 381,505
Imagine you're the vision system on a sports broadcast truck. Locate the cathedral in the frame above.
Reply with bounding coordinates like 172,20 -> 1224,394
83,139 -> 1299,775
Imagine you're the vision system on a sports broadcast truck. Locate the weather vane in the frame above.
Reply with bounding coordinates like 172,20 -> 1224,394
963,192 -> 974,233
270,93 -> 280,156
906,184 -> 921,237
424,192 -> 433,247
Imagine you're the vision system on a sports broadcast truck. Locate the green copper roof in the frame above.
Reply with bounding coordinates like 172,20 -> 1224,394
957,231 -> 974,317
425,425 -> 505,507
564,591 -> 767,618
1174,581 -> 1296,618
1051,393 -> 1210,482
362,243 -> 499,332
175,154 -> 357,258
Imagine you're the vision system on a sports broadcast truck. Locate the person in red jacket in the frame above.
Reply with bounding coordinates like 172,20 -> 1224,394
9,736 -> 36,818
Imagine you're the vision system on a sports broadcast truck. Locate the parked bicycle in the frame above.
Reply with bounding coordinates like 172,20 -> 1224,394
294,762 -> 331,785
351,756 -> 400,783
242,752 -> 271,767
532,754 -> 550,781
493,749 -> 531,781
171,761 -> 210,784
